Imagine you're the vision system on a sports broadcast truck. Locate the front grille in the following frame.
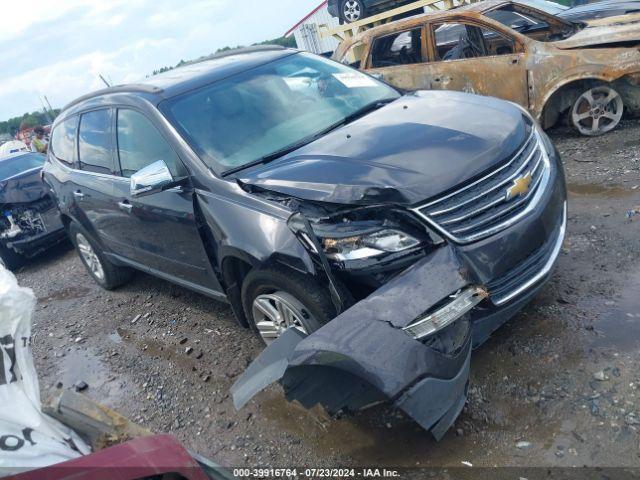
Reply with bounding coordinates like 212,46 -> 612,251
413,129 -> 549,243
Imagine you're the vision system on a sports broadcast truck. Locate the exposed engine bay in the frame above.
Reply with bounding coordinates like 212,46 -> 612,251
1,206 -> 47,241
0,196 -> 57,248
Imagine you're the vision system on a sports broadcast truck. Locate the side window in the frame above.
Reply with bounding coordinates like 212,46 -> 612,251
78,109 -> 114,174
116,109 -> 184,178
50,116 -> 78,166
370,28 -> 423,68
432,23 -> 515,61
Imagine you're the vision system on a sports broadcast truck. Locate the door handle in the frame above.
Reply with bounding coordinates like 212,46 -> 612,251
73,191 -> 85,199
118,201 -> 133,214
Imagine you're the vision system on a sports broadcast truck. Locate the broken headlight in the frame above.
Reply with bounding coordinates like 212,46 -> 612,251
322,229 -> 419,261
403,287 -> 488,340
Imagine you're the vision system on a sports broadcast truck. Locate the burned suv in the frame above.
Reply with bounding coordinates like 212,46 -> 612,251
43,46 -> 566,438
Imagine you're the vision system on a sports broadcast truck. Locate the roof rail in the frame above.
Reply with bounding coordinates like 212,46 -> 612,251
63,84 -> 163,111
187,44 -> 289,64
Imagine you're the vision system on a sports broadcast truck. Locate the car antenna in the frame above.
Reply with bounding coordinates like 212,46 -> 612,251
99,74 -> 112,88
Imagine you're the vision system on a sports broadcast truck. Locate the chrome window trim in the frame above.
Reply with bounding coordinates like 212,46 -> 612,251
491,201 -> 567,306
411,130 -> 551,245
53,157 -> 129,183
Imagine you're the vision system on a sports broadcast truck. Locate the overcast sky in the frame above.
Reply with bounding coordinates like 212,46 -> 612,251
0,0 -> 320,120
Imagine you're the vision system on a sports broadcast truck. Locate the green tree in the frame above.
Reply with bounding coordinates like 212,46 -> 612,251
149,36 -> 298,77
0,109 -> 60,136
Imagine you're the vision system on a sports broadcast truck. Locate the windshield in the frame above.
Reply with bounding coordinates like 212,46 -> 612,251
517,0 -> 568,14
485,4 -> 578,41
0,153 -> 44,181
161,52 -> 400,175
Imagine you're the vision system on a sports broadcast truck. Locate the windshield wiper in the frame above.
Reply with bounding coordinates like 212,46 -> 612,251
221,98 -> 395,177
338,98 -> 396,127
221,137 -> 319,177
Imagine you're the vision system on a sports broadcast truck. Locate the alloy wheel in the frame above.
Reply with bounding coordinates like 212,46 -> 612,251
76,233 -> 105,281
571,86 -> 623,136
252,291 -> 311,344
343,0 -> 362,22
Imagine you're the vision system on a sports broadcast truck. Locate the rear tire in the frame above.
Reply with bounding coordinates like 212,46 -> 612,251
69,222 -> 133,290
241,267 -> 336,345
570,84 -> 624,136
0,244 -> 24,271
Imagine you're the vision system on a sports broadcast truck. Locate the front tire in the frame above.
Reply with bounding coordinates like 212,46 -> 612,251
241,267 -> 336,345
69,222 -> 132,290
341,0 -> 366,23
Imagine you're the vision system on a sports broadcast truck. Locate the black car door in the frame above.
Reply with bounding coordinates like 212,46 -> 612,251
66,108 -> 124,251
109,107 -> 221,293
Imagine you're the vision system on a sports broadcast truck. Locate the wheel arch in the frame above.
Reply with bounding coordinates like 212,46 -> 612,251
219,248 -> 322,328
539,75 -> 624,129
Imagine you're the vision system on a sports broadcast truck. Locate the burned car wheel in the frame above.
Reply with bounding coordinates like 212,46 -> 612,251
0,245 -> 24,271
341,0 -> 365,23
69,223 -> 132,290
571,85 -> 624,136
241,268 -> 335,345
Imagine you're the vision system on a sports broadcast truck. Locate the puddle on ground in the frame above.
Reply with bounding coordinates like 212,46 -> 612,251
581,268 -> 640,351
258,390 -> 442,465
56,349 -> 124,403
567,183 -> 636,199
112,327 -> 198,372
39,286 -> 90,303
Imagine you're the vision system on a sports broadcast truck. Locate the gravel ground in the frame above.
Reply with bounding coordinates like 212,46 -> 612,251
14,119 -> 640,470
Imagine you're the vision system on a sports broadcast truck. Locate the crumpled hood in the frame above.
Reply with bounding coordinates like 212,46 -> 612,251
0,168 -> 48,205
239,91 -> 527,206
554,13 -> 640,49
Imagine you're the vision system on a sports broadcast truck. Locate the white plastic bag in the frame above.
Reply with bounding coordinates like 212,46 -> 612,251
0,266 -> 90,476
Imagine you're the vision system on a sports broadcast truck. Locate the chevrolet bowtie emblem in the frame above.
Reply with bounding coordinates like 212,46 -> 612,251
506,172 -> 533,200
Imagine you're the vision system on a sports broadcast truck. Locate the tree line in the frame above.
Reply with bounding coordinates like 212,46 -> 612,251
0,110 -> 61,136
151,35 -> 296,76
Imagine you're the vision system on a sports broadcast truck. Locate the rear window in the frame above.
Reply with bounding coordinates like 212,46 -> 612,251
78,109 -> 114,174
51,116 -> 78,166
0,154 -> 45,180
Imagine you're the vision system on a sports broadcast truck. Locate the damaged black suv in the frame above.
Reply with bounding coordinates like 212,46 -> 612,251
43,46 -> 567,439
0,152 -> 66,269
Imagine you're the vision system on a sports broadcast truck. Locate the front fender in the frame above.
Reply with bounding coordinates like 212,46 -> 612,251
195,189 -> 316,277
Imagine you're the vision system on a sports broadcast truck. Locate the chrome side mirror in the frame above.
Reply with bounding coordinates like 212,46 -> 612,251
130,160 -> 174,197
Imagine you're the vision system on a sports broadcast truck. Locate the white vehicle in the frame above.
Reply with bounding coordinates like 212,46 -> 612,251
0,141 -> 29,158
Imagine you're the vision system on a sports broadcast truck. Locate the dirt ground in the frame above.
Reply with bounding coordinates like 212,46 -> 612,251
15,119 -> 640,471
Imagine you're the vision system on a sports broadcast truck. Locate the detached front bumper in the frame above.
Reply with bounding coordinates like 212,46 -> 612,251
232,246 -> 475,440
